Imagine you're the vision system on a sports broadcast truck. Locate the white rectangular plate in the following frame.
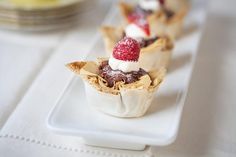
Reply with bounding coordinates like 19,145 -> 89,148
47,1 -> 207,148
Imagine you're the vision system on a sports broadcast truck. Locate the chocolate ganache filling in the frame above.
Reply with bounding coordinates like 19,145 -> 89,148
139,36 -> 159,48
99,61 -> 148,87
163,8 -> 175,19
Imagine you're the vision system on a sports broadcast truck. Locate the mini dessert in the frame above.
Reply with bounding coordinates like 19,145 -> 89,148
119,0 -> 189,39
101,24 -> 173,71
67,37 -> 166,118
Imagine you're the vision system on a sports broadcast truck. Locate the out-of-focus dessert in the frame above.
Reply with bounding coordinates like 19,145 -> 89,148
101,22 -> 173,71
119,0 -> 189,39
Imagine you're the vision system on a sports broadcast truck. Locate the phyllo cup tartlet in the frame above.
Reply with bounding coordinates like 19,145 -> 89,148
119,0 -> 189,39
67,37 -> 166,118
101,25 -> 173,71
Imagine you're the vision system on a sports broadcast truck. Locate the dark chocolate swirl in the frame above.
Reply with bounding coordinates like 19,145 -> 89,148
99,61 -> 148,87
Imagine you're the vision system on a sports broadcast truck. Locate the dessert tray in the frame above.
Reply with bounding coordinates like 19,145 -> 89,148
47,1 -> 206,150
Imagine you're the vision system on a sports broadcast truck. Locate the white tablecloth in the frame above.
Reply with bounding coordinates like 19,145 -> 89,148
0,0 -> 236,156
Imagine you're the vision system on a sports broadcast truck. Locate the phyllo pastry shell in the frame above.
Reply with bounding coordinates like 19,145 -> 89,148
101,26 -> 174,71
66,59 -> 166,118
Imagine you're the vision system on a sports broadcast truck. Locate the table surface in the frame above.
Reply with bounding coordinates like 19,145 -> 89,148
0,0 -> 236,156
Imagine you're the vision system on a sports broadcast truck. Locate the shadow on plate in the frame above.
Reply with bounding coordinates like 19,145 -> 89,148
145,91 -> 179,117
168,52 -> 192,74
179,22 -> 199,39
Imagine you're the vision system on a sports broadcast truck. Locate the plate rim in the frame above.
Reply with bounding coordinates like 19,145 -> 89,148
0,0 -> 84,11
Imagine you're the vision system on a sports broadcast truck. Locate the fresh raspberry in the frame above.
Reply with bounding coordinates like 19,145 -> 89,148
113,37 -> 140,61
159,0 -> 165,5
128,12 -> 144,23
128,13 -> 150,36
134,18 -> 150,36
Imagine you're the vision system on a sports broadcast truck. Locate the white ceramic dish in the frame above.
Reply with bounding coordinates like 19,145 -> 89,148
47,2 -> 207,150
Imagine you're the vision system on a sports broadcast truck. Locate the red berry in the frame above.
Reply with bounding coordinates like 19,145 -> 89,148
134,18 -> 150,36
159,0 -> 165,5
113,37 -> 140,61
128,13 -> 141,22
128,13 -> 150,36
